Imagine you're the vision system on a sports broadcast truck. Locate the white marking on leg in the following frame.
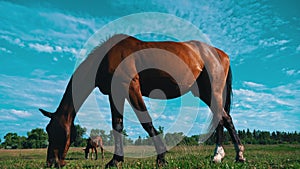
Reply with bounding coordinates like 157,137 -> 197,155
213,145 -> 225,163
234,144 -> 246,162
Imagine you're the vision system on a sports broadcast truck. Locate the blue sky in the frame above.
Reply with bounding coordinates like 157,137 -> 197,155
0,0 -> 299,140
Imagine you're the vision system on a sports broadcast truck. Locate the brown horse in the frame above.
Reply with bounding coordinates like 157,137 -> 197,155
40,34 -> 245,168
83,136 -> 104,160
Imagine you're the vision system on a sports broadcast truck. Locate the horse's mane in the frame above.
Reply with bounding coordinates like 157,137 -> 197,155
87,34 -> 132,58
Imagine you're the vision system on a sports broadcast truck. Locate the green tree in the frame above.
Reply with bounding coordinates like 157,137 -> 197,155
122,129 -> 132,146
165,132 -> 184,146
142,136 -> 153,146
99,129 -> 109,145
158,126 -> 164,135
19,136 -> 27,148
135,136 -> 143,145
245,129 -> 253,144
25,128 -> 48,148
90,128 -> 101,138
108,130 -> 114,146
71,125 -> 87,147
179,135 -> 199,146
3,133 -> 22,149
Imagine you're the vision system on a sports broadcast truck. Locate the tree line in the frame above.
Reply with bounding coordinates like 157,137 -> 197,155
1,125 -> 299,149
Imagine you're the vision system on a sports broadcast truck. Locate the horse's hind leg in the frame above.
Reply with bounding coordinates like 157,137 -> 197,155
128,78 -> 167,167
191,70 -> 225,162
212,124 -> 225,162
195,65 -> 245,162
222,114 -> 245,162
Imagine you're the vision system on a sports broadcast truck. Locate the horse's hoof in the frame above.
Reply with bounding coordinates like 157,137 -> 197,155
213,154 -> 223,163
236,157 -> 246,163
213,145 -> 225,163
156,159 -> 168,168
235,145 -> 245,163
105,159 -> 118,168
54,160 -> 66,168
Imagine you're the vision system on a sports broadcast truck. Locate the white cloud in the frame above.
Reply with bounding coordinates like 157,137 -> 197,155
0,47 -> 12,54
14,38 -> 25,47
0,35 -> 25,47
1,32 -> 78,56
0,74 -> 69,111
283,68 -> 300,76
231,80 -> 300,132
168,115 -> 176,121
0,110 -> 17,121
234,88 -> 292,107
55,46 -> 63,52
1,6 -> 99,59
29,43 -> 54,53
28,42 -> 78,55
39,12 -> 98,32
286,69 -> 295,76
243,81 -> 265,88
296,45 -> 300,51
62,46 -> 77,55
259,38 -> 289,47
152,113 -> 159,119
11,109 -> 32,118
30,69 -> 48,77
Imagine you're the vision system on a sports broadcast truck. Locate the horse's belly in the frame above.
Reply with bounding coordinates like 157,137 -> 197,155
139,69 -> 192,99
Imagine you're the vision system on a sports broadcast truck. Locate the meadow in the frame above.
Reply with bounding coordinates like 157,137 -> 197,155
0,144 -> 299,169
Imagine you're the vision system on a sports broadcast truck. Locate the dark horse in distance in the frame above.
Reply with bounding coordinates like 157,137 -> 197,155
40,34 -> 245,168
83,136 -> 104,160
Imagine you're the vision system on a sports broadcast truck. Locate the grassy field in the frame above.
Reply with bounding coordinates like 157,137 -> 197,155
0,144 -> 299,169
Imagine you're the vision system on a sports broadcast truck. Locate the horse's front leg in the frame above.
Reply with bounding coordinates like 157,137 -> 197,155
105,95 -> 125,168
101,146 -> 104,160
94,147 -> 98,160
128,79 -> 168,167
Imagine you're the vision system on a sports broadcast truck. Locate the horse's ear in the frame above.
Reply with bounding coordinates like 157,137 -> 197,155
39,108 -> 53,118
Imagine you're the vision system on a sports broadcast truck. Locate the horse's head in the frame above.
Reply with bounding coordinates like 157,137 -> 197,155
40,108 -> 76,167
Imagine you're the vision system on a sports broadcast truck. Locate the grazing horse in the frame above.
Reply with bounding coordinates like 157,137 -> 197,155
83,136 -> 104,160
40,34 -> 245,168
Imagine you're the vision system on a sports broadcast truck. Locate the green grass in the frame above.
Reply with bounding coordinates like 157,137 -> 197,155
0,144 -> 299,169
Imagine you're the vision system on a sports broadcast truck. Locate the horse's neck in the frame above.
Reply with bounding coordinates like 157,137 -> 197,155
57,70 -> 95,116
56,78 -> 76,117
56,34 -> 131,116
59,47 -> 107,114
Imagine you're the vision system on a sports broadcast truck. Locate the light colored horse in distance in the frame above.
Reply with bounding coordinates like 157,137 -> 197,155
83,136 -> 104,160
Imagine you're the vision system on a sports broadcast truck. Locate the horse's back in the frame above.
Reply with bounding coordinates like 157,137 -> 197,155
106,38 -> 204,98
97,35 -> 218,98
90,136 -> 103,148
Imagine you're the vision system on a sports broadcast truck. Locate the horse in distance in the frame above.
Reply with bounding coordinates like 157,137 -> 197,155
83,136 -> 104,160
40,34 -> 245,168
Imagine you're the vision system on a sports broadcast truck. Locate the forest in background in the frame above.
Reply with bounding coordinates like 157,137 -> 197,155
1,125 -> 299,149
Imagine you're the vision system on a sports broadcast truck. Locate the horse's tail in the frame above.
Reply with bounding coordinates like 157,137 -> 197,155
224,66 -> 232,115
